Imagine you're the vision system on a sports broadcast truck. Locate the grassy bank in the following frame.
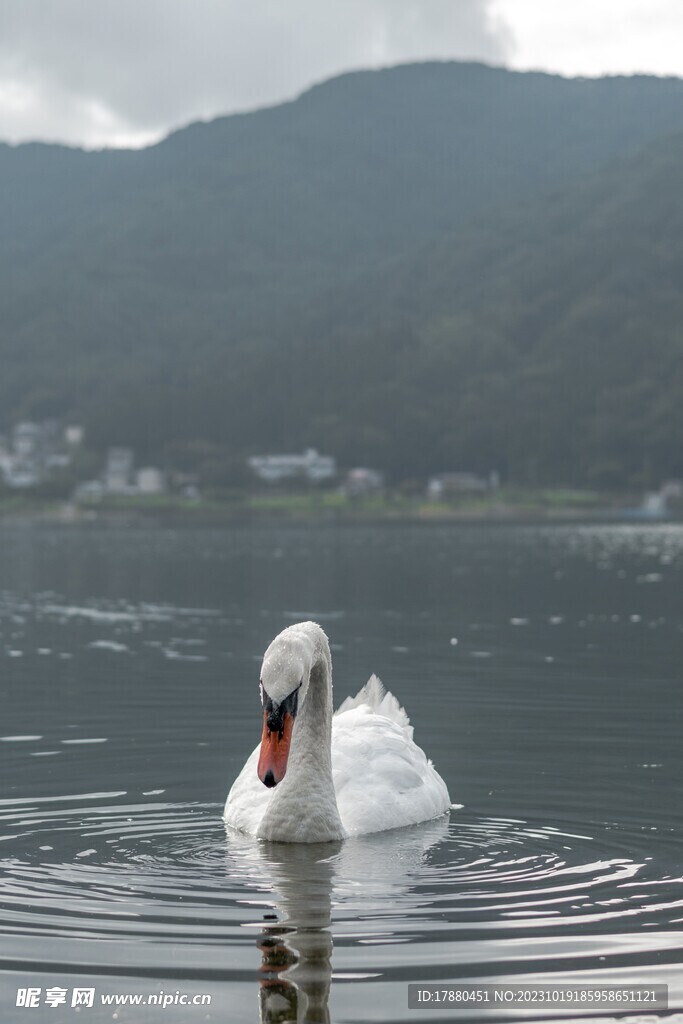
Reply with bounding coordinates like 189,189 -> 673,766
0,486 -> 665,526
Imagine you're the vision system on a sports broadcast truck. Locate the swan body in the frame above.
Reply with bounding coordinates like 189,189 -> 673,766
224,622 -> 451,842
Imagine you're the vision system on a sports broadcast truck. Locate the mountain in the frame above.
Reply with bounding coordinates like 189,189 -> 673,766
289,131 -> 683,485
2,61 -> 683,485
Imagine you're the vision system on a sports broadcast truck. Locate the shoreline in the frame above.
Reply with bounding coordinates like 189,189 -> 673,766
0,497 -> 678,529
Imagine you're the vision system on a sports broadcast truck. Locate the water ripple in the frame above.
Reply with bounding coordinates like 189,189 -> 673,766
0,796 -> 680,984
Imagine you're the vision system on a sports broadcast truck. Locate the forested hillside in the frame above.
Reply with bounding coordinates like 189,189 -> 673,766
2,61 -> 683,485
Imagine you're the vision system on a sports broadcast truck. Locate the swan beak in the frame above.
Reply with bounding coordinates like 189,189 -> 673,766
257,711 -> 294,787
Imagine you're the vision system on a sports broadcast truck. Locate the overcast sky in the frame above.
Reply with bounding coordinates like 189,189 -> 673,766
1,0 -> 682,149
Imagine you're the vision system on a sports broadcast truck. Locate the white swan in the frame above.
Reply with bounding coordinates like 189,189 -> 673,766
224,621 -> 451,842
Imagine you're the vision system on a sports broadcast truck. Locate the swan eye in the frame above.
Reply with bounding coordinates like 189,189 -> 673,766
281,683 -> 301,719
261,683 -> 275,716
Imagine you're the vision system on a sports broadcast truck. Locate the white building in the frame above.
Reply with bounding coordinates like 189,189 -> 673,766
104,448 -> 135,494
64,425 -> 84,447
13,422 -> 43,459
661,479 -> 683,501
344,468 -> 384,496
427,472 -> 495,499
3,422 -> 47,487
1,419 -> 76,489
248,448 -> 336,484
136,467 -> 166,495
3,464 -> 40,488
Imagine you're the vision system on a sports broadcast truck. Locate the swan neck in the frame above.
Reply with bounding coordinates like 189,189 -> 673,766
288,645 -> 333,778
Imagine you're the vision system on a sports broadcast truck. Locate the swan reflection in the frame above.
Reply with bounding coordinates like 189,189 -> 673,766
225,814 -> 450,1023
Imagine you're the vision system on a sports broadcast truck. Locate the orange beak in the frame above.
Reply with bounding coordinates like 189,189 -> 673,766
257,711 -> 295,787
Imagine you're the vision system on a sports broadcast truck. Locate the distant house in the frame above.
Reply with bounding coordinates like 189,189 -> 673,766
0,419 -> 76,490
77,454 -> 165,500
248,448 -> 337,484
427,472 -> 496,499
64,425 -> 85,447
136,467 -> 166,495
0,437 -> 20,486
640,492 -> 667,519
74,480 -> 105,502
104,448 -> 135,494
638,478 -> 683,519
661,479 -> 683,502
3,463 -> 40,489
13,422 -> 42,459
343,468 -> 384,497
2,420 -> 63,488
45,454 -> 71,471
171,471 -> 201,500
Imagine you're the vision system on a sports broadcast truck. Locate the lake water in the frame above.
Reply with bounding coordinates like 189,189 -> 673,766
0,522 -> 681,1023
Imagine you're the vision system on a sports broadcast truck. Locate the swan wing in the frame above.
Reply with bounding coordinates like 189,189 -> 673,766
332,677 -> 451,836
335,673 -> 412,736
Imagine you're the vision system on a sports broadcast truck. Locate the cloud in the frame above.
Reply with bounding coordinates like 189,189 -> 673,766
0,0 -> 511,148
495,0 -> 683,78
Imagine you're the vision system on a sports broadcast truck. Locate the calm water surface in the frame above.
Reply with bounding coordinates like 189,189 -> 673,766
0,523 -> 681,1022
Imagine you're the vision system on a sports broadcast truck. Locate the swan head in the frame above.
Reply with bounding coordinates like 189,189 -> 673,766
256,628 -> 314,788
